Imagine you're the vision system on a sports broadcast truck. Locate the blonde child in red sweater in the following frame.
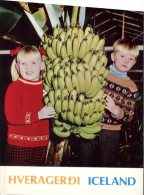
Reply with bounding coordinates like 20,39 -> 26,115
5,45 -> 55,166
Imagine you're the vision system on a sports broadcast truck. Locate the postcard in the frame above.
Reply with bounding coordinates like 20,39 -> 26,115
0,0 -> 143,194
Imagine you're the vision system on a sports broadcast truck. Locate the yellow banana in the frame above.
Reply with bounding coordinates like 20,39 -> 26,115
69,89 -> 77,102
58,68 -> 65,78
60,43 -> 68,59
86,32 -> 93,52
77,70 -> 85,93
56,38 -> 63,57
66,36 -> 73,56
71,74 -> 81,93
88,52 -> 99,71
100,54 -> 108,67
81,102 -> 89,118
71,26 -> 79,40
70,62 -> 78,74
72,36 -> 79,59
91,34 -> 99,50
59,30 -> 66,42
95,60 -> 103,72
52,37 -> 58,55
57,76 -> 65,90
85,76 -> 99,98
65,75 -> 73,93
78,38 -> 87,59
46,47 -> 57,60
61,88 -> 69,100
53,63 -> 61,76
54,89 -> 61,101
77,27 -> 84,46
84,25 -> 93,37
65,27 -> 72,40
84,69 -> 92,92
96,38 -> 105,51
53,27 -> 60,37
83,50 -> 93,65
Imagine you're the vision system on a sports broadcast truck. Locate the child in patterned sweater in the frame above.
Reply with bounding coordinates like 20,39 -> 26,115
99,39 -> 139,166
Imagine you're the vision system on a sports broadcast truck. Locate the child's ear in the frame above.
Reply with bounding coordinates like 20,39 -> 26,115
111,52 -> 115,62
40,62 -> 45,70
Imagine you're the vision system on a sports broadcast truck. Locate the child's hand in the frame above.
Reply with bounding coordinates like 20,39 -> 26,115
105,94 -> 120,116
38,105 -> 56,120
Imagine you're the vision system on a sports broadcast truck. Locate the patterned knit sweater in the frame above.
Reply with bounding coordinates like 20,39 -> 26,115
101,72 -> 139,131
5,77 -> 49,147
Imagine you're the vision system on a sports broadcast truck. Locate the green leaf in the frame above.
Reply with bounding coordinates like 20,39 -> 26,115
33,8 -> 46,29
0,4 -> 22,33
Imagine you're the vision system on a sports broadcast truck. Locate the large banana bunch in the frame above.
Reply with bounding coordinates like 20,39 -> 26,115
41,24 -> 110,139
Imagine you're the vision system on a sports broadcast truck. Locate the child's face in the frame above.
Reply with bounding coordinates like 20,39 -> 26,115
18,54 -> 44,81
111,50 -> 137,72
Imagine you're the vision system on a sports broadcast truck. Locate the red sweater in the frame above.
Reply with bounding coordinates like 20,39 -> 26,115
5,77 -> 49,147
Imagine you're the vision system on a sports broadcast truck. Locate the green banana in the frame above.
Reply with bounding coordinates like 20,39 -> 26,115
55,98 -> 62,114
79,130 -> 96,139
82,114 -> 90,125
53,126 -> 71,138
81,123 -> 101,134
70,62 -> 77,74
48,90 -> 55,106
54,89 -> 61,101
74,114 -> 82,126
61,96 -> 69,112
67,110 -> 75,124
71,73 -> 81,93
44,95 -> 49,105
52,75 -> 58,90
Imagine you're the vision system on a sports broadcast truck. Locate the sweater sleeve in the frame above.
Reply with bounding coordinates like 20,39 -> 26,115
5,83 -> 39,125
113,90 -> 139,123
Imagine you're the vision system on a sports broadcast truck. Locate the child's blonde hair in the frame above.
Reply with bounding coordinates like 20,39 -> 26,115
113,39 -> 139,58
11,45 -> 45,81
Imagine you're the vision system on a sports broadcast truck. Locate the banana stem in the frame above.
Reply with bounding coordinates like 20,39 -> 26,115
71,6 -> 79,26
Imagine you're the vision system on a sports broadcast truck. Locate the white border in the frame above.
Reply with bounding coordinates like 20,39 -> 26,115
4,0 -> 144,12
